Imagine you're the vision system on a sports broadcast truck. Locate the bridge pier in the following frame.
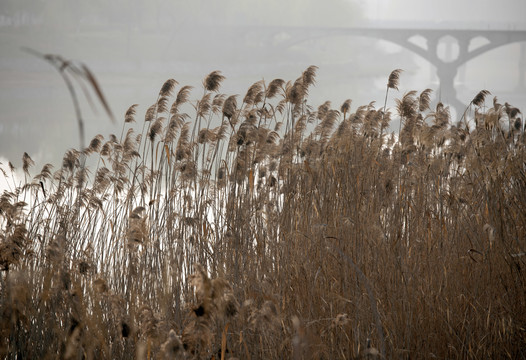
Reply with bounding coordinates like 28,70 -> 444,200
263,25 -> 526,117
434,35 -> 471,116
436,66 -> 464,117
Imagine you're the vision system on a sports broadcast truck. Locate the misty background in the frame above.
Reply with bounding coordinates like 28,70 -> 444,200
1,0 -> 525,169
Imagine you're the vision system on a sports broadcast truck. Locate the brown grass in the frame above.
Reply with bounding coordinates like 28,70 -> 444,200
0,67 -> 525,359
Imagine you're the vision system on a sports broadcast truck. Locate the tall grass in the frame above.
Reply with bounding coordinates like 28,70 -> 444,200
1,66 -> 525,359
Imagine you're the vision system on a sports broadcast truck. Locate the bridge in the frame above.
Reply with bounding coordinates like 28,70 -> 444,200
238,25 -> 526,113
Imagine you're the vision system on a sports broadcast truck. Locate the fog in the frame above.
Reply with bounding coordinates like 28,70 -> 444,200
1,0 -> 525,168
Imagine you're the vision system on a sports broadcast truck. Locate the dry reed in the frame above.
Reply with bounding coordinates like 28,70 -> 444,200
0,67 -> 524,359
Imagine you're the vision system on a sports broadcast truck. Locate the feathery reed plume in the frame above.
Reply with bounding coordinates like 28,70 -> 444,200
159,78 -> 178,97
332,313 -> 350,328
62,149 -> 80,172
212,93 -> 226,113
23,48 -> 115,123
157,96 -> 169,114
505,103 -> 521,120
171,85 -> 193,114
396,91 -> 418,120
461,89 -> 491,125
145,104 -> 156,122
211,277 -> 239,319
164,113 -> 187,143
396,90 -> 418,138
317,109 -> 339,142
22,153 -> 34,176
125,104 -> 138,123
335,118 -> 351,138
203,70 -> 225,92
182,319 -> 212,356
190,264 -> 213,317
493,96 -> 502,112
472,90 -> 491,107
249,300 -> 279,331
285,66 -> 318,106
513,117 -> 522,132
288,77 -> 305,105
243,80 -> 264,106
127,206 -> 148,245
302,65 -> 318,88
223,95 -> 238,121
266,78 -> 285,99
86,134 -> 104,154
0,224 -> 29,271
276,95 -> 288,114
266,130 -> 280,145
355,339 -> 380,359
340,99 -> 352,119
196,92 -> 212,118
22,47 -> 115,189
175,122 -> 191,161
35,163 -> 53,181
100,141 -> 112,157
291,316 -> 307,360
63,318 -> 82,360
2,271 -> 30,335
387,69 -> 403,90
197,128 -> 217,144
161,330 -> 184,359
419,88 -> 433,112
149,117 -> 165,142
382,69 -> 403,137
432,102 -> 451,128
188,264 -> 239,321
317,101 -> 331,120
138,304 -> 159,339
23,50 -> 116,217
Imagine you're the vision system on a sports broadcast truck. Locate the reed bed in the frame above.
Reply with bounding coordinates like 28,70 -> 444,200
0,67 -> 525,359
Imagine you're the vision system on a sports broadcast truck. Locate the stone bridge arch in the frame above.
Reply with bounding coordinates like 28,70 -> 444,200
242,26 -> 526,114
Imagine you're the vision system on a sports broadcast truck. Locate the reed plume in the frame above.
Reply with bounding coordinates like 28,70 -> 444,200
266,78 -> 286,99
203,70 -> 226,92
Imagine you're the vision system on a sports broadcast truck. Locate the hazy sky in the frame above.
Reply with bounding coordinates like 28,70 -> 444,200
360,0 -> 526,26
0,0 -> 525,174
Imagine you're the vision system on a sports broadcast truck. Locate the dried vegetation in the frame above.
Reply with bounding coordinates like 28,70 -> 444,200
0,67 -> 525,359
